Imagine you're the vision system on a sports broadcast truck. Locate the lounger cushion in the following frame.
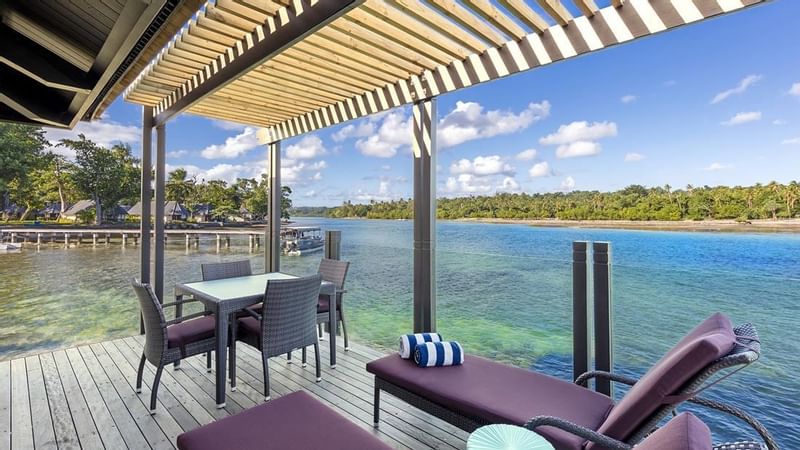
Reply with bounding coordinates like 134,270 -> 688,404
176,390 -> 392,450
637,413 -> 712,450
167,316 -> 215,348
587,313 -> 736,449
367,355 -> 614,450
237,316 -> 261,337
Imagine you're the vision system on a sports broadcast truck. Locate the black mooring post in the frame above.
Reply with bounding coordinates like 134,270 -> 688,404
325,230 -> 341,260
572,241 -> 590,383
593,242 -> 613,397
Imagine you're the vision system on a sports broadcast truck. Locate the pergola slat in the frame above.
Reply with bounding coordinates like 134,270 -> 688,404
573,0 -> 599,16
387,0 -> 488,53
496,0 -> 550,33
427,0 -> 507,46
537,0 -> 574,25
460,0 -> 528,40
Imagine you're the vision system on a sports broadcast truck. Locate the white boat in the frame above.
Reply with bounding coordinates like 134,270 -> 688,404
281,227 -> 324,256
0,243 -> 21,251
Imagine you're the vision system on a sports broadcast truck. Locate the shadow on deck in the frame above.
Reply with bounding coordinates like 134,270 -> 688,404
0,335 -> 468,449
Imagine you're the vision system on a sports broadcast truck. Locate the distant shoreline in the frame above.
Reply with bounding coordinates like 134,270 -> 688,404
452,218 -> 800,233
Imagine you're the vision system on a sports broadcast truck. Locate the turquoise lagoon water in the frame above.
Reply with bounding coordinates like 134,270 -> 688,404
1,218 -> 798,447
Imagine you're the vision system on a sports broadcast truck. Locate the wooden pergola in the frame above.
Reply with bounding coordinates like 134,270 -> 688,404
122,0 -> 768,334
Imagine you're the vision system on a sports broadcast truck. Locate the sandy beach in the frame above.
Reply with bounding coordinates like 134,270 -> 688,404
454,218 -> 800,233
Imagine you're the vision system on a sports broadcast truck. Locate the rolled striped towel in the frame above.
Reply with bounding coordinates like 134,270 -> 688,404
414,341 -> 464,368
399,333 -> 442,359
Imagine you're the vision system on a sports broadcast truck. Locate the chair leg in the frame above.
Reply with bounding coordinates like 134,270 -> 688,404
206,351 -> 212,373
302,347 -> 307,367
339,307 -> 350,351
230,342 -> 237,391
286,351 -> 292,364
150,364 -> 164,414
262,353 -> 271,401
314,343 -> 321,382
373,384 -> 381,427
318,323 -> 325,341
173,360 -> 181,370
136,353 -> 146,394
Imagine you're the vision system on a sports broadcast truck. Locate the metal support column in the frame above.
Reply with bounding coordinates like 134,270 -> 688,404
324,230 -> 341,260
154,124 -> 166,303
140,106 -> 153,284
412,98 -> 437,333
572,241 -> 590,383
265,141 -> 281,273
593,242 -> 613,396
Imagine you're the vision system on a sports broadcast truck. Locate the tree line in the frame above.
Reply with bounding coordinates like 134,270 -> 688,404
295,182 -> 800,221
0,123 -> 291,224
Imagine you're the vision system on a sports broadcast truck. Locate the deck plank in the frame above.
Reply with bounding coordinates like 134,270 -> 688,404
63,348 -> 127,449
0,360 -> 11,450
4,336 -> 468,450
51,350 -> 105,449
23,356 -> 56,449
9,358 -> 34,450
37,353 -> 80,449
76,345 -> 150,450
88,343 -> 173,450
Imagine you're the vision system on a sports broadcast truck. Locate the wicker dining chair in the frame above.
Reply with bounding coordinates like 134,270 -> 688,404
230,274 -> 323,401
132,279 -> 217,414
201,259 -> 252,281
316,259 -> 351,350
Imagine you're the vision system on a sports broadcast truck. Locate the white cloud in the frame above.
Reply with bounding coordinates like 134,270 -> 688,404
664,80 -> 677,87
620,95 -> 637,104
438,100 -> 550,148
624,152 -> 645,162
44,116 -> 141,158
285,135 -> 327,160
304,190 -> 317,197
560,176 -> 576,191
355,111 -> 411,158
332,121 -> 375,142
167,149 -> 189,158
556,141 -> 601,159
381,165 -> 391,171
711,75 -> 762,104
781,137 -> 800,145
497,177 -> 520,192
212,120 -> 247,131
773,119 -> 787,126
353,178 -> 397,202
200,127 -> 259,159
515,149 -> 538,160
721,111 -> 761,126
540,121 -> 617,146
444,174 -> 492,194
529,161 -> 554,178
703,162 -> 733,171
450,155 -> 514,177
789,82 -> 800,97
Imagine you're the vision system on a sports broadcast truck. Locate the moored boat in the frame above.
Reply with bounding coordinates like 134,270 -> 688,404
0,243 -> 21,251
281,227 -> 324,256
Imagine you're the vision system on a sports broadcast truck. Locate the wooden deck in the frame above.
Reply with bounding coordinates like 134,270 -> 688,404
0,335 -> 468,449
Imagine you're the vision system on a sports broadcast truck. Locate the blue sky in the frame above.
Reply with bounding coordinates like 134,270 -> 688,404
45,1 -> 800,207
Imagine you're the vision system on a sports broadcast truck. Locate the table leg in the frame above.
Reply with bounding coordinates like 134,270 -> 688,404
329,294 -> 337,368
215,310 -> 228,408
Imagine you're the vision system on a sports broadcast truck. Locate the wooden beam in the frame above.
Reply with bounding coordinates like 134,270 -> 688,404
152,0 -> 363,126
572,0 -> 599,16
387,0 -> 487,54
537,0 -> 573,26
612,0 -> 625,7
460,0 -> 527,41
0,26 -> 92,94
427,0 -> 506,47
496,0 -> 549,33
264,0 -> 769,141
1,9 -> 95,72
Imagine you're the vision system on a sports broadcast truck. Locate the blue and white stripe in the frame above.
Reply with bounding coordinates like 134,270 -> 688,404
414,341 -> 464,368
399,333 -> 442,359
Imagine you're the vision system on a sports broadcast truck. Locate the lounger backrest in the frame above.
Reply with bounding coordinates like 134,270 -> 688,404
636,413 -> 712,450
586,313 -> 737,449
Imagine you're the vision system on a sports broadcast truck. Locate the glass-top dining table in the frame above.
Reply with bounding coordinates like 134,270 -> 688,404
175,272 -> 336,408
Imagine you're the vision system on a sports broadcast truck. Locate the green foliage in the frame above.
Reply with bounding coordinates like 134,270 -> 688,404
325,183 -> 800,221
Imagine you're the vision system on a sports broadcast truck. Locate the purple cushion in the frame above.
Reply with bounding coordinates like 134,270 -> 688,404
176,390 -> 392,450
167,316 -> 215,348
587,313 -> 736,449
317,295 -> 339,313
637,413 -> 712,450
367,355 -> 613,450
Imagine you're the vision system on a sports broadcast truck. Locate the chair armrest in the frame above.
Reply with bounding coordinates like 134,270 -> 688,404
575,371 -> 638,387
242,307 -> 262,321
524,416 -> 632,450
162,297 -> 202,308
713,441 -> 766,450
689,396 -> 777,450
166,311 -> 211,326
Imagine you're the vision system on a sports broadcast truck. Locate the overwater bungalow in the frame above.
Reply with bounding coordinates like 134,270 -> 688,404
0,1 -> 787,449
129,201 -> 191,222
